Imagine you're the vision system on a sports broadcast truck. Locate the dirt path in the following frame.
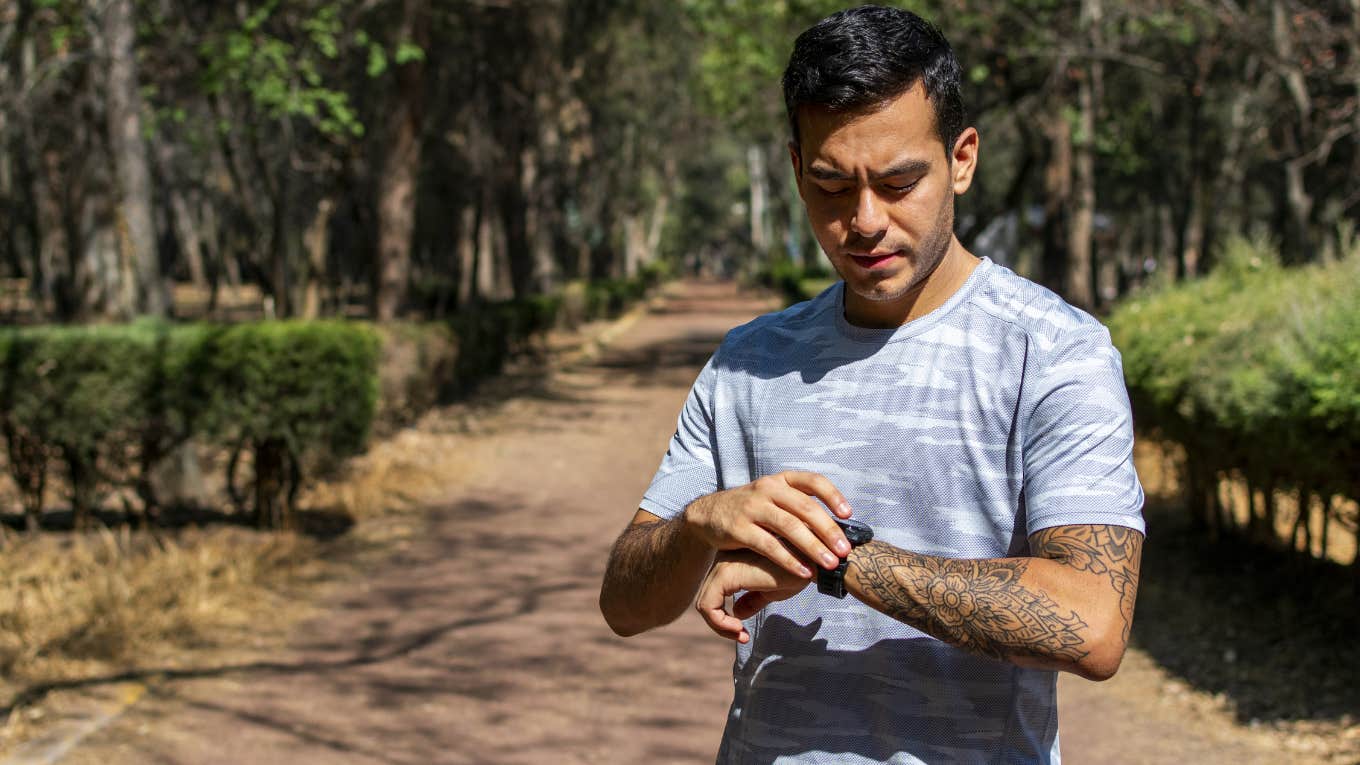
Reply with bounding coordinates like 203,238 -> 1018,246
56,281 -> 1326,764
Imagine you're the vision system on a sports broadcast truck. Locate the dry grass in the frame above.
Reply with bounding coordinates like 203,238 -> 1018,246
0,527 -> 324,683
0,524 -> 332,751
0,421 -> 479,706
303,422 -> 486,523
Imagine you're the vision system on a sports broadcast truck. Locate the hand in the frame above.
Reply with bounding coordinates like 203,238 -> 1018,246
682,471 -> 853,579
696,550 -> 812,642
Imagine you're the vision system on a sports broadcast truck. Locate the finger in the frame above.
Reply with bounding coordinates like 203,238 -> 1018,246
696,582 -> 747,641
783,471 -> 853,518
759,493 -> 841,569
701,603 -> 746,640
769,483 -> 851,559
741,527 -> 814,579
732,590 -> 773,620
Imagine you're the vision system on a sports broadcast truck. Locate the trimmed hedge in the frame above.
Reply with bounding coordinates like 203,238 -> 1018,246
0,321 -> 378,530
0,270 -> 665,530
1106,234 -> 1359,560
206,322 -> 381,529
752,259 -> 836,306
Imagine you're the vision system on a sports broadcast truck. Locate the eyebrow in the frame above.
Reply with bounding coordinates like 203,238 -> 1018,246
807,158 -> 931,182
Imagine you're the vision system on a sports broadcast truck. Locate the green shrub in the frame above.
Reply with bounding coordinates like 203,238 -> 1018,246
1107,235 -> 1360,543
752,259 -> 833,306
204,321 -> 380,528
0,323 -> 212,529
0,269 -> 660,533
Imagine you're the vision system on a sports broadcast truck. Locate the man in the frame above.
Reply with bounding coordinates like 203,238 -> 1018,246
599,6 -> 1145,763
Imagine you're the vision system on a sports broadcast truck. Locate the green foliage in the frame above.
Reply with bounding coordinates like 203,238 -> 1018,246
203,321 -> 380,463
1107,236 -> 1360,500
753,258 -> 833,306
684,0 -> 850,136
0,321 -> 380,529
196,2 -> 366,138
0,323 -> 215,525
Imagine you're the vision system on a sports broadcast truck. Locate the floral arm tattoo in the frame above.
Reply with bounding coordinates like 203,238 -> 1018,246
845,524 -> 1143,667
1028,524 -> 1144,645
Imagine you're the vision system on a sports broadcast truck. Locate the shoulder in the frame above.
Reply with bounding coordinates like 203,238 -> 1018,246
713,283 -> 840,365
967,261 -> 1118,372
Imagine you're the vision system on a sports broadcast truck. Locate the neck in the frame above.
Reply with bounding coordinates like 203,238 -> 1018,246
844,239 -> 980,328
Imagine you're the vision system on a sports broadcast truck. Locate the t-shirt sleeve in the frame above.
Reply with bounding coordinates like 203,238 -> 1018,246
1021,324 -> 1146,536
639,355 -> 720,520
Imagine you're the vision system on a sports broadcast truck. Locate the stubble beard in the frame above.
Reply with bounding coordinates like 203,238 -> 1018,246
843,191 -> 956,305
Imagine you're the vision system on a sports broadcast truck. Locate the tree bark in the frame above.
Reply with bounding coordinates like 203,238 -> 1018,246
456,202 -> 478,308
373,0 -> 429,320
747,143 -> 770,257
103,0 -> 167,317
1271,0 -> 1316,262
1041,76 -> 1072,295
301,194 -> 336,319
157,142 -> 208,289
1066,0 -> 1100,311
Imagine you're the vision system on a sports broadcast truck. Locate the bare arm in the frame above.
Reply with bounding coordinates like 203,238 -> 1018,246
599,471 -> 856,637
844,524 -> 1143,680
599,510 -> 715,637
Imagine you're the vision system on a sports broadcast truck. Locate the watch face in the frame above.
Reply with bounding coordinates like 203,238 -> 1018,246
836,517 -> 874,545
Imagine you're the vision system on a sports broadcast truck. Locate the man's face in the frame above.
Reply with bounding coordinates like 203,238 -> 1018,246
791,84 -> 978,326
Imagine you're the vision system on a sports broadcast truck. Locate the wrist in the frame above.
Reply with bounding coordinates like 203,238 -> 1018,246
817,517 -> 874,598
677,502 -> 716,553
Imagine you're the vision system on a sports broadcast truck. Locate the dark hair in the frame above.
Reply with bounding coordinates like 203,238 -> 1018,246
782,5 -> 966,156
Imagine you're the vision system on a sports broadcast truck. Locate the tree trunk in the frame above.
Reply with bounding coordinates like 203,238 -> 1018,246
1066,0 -> 1100,311
1213,56 -> 1260,244
503,153 -> 536,298
1041,80 -> 1072,295
476,186 -> 510,300
300,195 -> 336,319
5,422 -> 47,533
253,438 -> 288,530
1272,0 -> 1316,262
747,144 -> 770,258
456,202 -> 478,308
374,0 -> 429,320
645,159 -> 676,264
157,143 -> 208,289
102,0 -> 166,317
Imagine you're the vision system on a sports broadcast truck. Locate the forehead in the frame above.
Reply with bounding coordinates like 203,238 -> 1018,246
797,83 -> 942,167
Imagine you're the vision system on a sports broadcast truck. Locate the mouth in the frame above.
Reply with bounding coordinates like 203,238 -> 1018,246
847,251 -> 903,270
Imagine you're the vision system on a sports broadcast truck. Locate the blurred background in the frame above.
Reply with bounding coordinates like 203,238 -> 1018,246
2,0 -> 1355,322
0,0 -> 1357,762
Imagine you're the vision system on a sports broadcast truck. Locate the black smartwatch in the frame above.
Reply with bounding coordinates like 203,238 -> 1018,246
817,517 -> 874,598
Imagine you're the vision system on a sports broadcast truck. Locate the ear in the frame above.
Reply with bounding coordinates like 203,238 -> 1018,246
949,127 -> 979,196
789,141 -> 807,200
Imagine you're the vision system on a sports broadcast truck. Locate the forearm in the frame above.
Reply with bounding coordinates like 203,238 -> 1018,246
599,513 -> 715,636
845,540 -> 1126,680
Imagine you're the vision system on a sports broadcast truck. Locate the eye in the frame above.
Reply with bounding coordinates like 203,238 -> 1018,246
816,184 -> 852,197
884,180 -> 919,194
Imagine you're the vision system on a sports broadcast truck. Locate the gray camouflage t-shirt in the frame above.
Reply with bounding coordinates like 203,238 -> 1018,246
640,258 -> 1146,764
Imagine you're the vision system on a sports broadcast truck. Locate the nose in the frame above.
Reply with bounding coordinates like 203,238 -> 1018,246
850,187 -> 888,238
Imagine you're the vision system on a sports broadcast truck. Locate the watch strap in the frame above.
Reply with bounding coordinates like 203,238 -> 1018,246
817,557 -> 850,598
817,517 -> 873,599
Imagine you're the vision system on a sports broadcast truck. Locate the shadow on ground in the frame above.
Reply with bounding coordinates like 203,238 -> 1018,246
592,330 -> 728,388
0,496 -> 562,720
1131,496 -> 1359,725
